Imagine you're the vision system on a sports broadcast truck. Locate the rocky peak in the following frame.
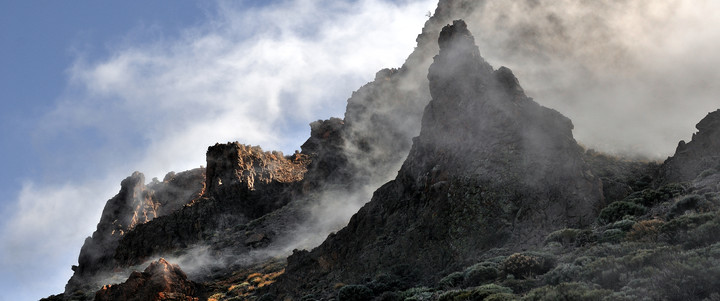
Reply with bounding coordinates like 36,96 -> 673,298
94,258 -> 200,301
660,109 -> 720,184
277,20 -> 603,295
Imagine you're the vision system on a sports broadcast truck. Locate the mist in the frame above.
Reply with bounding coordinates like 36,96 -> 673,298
11,0 -> 720,299
452,0 -> 720,158
156,0 -> 720,278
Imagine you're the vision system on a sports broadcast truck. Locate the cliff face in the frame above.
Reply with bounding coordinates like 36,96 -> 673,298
278,20 -> 604,295
113,144 -> 309,268
66,169 -> 205,294
660,109 -> 720,184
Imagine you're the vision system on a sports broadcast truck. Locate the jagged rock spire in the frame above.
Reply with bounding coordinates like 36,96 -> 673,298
277,20 -> 603,296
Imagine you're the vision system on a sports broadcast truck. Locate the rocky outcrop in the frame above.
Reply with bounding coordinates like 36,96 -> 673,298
660,109 -> 720,184
112,144 -> 308,267
277,20 -> 604,296
94,258 -> 201,301
66,169 -> 205,295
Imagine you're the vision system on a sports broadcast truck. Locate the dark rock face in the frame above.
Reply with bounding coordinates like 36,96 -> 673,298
66,169 -> 205,295
94,258 -> 200,301
112,144 -> 308,267
660,109 -> 720,184
278,20 -> 603,295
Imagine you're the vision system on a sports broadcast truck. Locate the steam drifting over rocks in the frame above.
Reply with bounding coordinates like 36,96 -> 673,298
49,1 -> 720,300
276,20 -> 604,296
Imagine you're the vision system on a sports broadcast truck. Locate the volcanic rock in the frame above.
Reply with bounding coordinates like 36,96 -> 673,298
277,20 -> 604,295
660,109 -> 720,184
94,258 -> 200,301
66,168 -> 205,295
112,143 -> 308,267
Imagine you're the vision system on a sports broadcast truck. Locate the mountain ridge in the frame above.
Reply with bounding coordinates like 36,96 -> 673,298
43,1 -> 720,300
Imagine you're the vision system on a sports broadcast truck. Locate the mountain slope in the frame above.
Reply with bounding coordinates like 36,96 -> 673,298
276,20 -> 603,298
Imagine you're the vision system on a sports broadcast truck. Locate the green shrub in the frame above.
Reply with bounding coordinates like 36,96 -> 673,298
464,263 -> 498,287
598,201 -> 646,224
544,228 -> 582,246
521,282 -> 610,301
368,273 -> 400,294
624,189 -> 660,207
485,293 -> 519,301
439,272 -> 465,289
651,258 -> 720,300
542,263 -> 583,285
660,212 -> 716,244
685,217 -> 720,248
378,291 -> 402,301
609,219 -> 636,231
600,229 -> 625,243
668,194 -> 712,218
502,253 -> 555,279
338,285 -> 374,301
657,183 -> 688,199
500,278 -> 541,295
575,229 -> 599,246
400,287 -> 434,300
438,284 -> 513,301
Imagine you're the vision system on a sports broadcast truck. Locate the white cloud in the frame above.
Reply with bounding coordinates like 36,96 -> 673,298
0,0 -> 435,299
462,0 -> 720,158
0,179 -> 116,299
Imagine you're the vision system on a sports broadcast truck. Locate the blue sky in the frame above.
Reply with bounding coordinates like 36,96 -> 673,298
0,0 -> 435,299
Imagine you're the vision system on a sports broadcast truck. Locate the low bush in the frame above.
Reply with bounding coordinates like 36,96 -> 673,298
600,229 -> 625,243
521,282 -> 610,301
660,212 -> 716,244
439,272 -> 465,289
400,287 -> 434,301
464,262 -> 498,287
544,228 -> 582,246
598,201 -> 647,224
378,291 -> 402,301
626,219 -> 664,242
438,284 -> 512,301
337,285 -> 374,301
368,273 -> 401,294
609,219 -> 636,231
668,194 -> 713,218
502,253 -> 555,279
484,293 -> 519,301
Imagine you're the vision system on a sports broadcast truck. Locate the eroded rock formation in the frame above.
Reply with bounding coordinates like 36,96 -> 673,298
277,20 -> 604,296
113,144 -> 309,267
94,258 -> 200,301
660,109 -> 720,184
66,169 -> 205,295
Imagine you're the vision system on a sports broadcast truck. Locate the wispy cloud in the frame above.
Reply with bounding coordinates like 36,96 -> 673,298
0,0 -> 434,298
461,0 -> 720,157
